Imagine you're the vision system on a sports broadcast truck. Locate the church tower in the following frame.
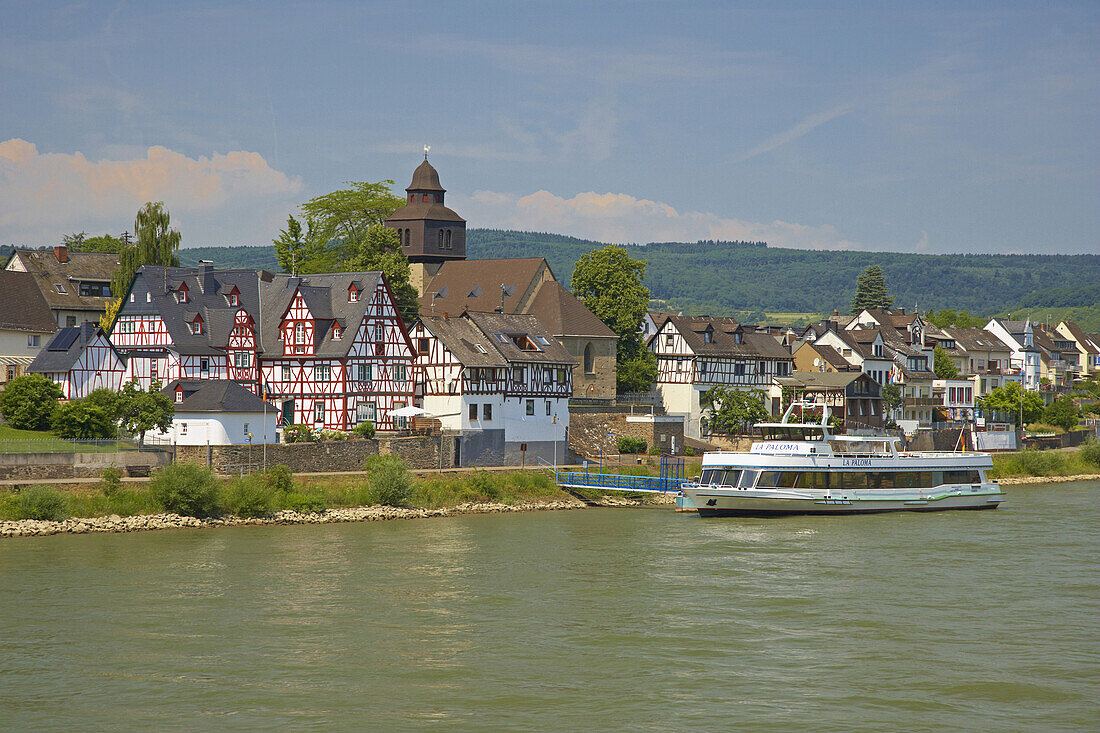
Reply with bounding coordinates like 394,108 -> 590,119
385,155 -> 466,295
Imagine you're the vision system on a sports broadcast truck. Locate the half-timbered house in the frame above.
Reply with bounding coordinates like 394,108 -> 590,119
28,323 -> 126,399
109,264 -> 415,432
411,310 -> 575,465
648,315 -> 793,438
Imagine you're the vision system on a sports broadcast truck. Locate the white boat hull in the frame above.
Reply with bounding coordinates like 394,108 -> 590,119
684,483 -> 1005,516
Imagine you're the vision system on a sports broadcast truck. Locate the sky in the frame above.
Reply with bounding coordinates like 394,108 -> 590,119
1,1 -> 1097,255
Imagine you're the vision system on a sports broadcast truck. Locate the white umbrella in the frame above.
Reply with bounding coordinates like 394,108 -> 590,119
391,405 -> 431,418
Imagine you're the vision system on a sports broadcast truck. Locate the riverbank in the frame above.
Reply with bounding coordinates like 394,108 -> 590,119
996,473 -> 1100,485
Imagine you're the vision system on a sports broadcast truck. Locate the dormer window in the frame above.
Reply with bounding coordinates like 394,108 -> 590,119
177,283 -> 189,304
191,316 -> 204,335
175,389 -> 183,403
348,285 -> 359,302
295,323 -> 305,344
227,287 -> 239,307
332,324 -> 342,340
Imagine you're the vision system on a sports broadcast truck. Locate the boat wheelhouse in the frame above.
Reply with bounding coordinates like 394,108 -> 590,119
682,402 -> 1004,516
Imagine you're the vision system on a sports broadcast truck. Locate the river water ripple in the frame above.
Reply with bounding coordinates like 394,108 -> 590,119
1,482 -> 1097,731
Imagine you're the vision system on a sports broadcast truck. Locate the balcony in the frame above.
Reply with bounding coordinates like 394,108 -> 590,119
904,397 -> 941,407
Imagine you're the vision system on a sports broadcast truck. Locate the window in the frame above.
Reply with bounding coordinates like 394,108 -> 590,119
66,316 -> 77,327
734,363 -> 746,377
403,229 -> 410,247
777,361 -> 791,377
483,403 -> 492,421
758,361 -> 767,374
234,351 -> 251,369
120,320 -> 135,334
665,334 -> 674,347
445,230 -> 452,249
393,401 -> 407,429
332,324 -> 342,340
229,293 -> 239,306
200,358 -> 209,374
348,287 -> 358,302
556,368 -> 567,383
314,363 -> 331,382
175,389 -> 183,403
393,364 -> 406,383
583,342 -> 595,373
418,338 -> 431,354
357,401 -> 376,422
358,364 -> 371,382
439,230 -> 444,248
178,285 -> 188,303
699,361 -> 708,376
130,293 -> 135,302
146,292 -> 151,303
526,399 -> 535,416
243,422 -> 250,436
54,284 -> 66,294
512,366 -> 524,382
546,400 -> 551,416
180,422 -> 188,435
191,320 -> 203,335
469,403 -> 478,421
80,282 -> 110,297
281,364 -> 291,381
295,323 -> 305,344
374,322 -> 384,342
314,402 -> 325,422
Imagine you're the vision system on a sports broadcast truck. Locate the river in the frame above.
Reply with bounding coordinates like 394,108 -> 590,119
1,482 -> 1097,731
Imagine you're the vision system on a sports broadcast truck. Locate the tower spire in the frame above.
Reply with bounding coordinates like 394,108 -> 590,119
424,144 -> 430,161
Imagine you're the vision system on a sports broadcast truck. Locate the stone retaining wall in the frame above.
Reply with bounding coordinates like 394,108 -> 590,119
570,409 -> 684,456
0,451 -> 169,481
175,434 -> 456,473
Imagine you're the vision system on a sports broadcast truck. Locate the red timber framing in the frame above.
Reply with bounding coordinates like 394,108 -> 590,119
651,319 -> 788,389
112,315 -> 173,348
261,278 -> 415,432
226,309 -> 259,390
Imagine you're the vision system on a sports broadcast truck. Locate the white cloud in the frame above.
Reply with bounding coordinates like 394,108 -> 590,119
453,189 -> 862,251
0,139 -> 303,246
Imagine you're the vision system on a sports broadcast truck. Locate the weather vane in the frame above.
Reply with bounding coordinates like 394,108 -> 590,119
424,144 -> 430,160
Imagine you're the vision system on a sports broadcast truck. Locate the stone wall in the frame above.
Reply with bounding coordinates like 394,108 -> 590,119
569,407 -> 685,456
175,435 -> 457,474
560,336 -> 617,402
0,451 -> 169,482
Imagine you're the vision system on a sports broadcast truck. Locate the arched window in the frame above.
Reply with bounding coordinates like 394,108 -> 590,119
445,230 -> 452,249
403,229 -> 410,247
439,230 -> 444,248
583,342 -> 595,374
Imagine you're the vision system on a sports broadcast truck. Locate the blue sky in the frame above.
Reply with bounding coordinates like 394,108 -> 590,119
1,1 -> 1097,254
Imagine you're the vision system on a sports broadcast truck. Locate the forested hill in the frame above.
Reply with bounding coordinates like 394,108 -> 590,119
466,230 -> 1100,318
145,230 -> 1098,321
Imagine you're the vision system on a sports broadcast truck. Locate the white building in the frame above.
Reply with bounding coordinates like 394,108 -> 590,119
28,323 -> 127,399
158,379 -> 278,446
0,270 -> 58,387
984,318 -> 1041,390
411,310 -> 575,466
648,315 -> 793,439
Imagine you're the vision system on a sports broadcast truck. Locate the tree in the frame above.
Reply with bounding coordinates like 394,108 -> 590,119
977,382 -> 1044,424
850,265 -> 894,314
1043,395 -> 1079,432
933,345 -> 960,379
51,400 -> 113,439
276,182 -> 419,323
78,234 -> 124,253
701,387 -> 769,435
100,297 -> 122,331
111,202 -> 181,299
116,380 -> 174,444
0,374 -> 63,430
926,308 -> 984,329
881,383 -> 904,420
571,245 -> 657,393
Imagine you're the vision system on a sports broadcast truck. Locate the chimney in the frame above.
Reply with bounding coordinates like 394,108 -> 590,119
54,245 -> 68,264
833,308 -> 838,317
81,321 -> 95,338
198,260 -> 214,293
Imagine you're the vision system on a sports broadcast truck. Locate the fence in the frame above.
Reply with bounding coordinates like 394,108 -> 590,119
0,438 -> 149,454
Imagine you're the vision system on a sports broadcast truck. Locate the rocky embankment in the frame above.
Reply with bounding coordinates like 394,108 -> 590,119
997,473 -> 1100,485
0,499 -> 588,538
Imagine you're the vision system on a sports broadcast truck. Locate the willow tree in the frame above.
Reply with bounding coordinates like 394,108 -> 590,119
110,202 -> 181,302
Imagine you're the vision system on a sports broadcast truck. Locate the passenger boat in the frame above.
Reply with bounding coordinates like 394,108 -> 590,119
682,402 -> 1004,516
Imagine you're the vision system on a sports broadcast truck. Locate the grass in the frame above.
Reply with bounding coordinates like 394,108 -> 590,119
988,447 -> 1100,479
0,424 -> 129,454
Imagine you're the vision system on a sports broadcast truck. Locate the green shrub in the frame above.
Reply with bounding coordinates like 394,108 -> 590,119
684,446 -> 697,456
618,436 -> 647,454
283,424 -> 315,443
149,462 -> 221,517
318,429 -> 347,441
100,467 -> 123,497
352,421 -> 376,439
1016,448 -> 1068,477
284,491 -> 326,513
0,374 -> 63,430
224,475 -> 275,518
364,454 -> 413,506
263,464 -> 294,494
465,470 -> 500,501
648,444 -> 663,455
51,400 -> 115,439
14,486 -> 68,521
1079,439 -> 1100,469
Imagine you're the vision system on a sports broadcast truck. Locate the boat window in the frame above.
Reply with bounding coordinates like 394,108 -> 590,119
777,472 -> 800,488
737,470 -> 759,489
893,472 -> 919,489
918,471 -> 943,487
794,472 -> 815,489
758,471 -> 783,488
834,473 -> 867,490
868,473 -> 895,489
700,469 -> 716,485
944,470 -> 981,484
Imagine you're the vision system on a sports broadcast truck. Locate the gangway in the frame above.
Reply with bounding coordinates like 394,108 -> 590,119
549,454 -> 688,495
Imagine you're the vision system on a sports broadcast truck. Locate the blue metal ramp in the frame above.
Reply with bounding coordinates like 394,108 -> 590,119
553,455 -> 688,495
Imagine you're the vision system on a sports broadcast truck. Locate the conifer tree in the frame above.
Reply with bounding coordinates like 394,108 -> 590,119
850,265 -> 894,314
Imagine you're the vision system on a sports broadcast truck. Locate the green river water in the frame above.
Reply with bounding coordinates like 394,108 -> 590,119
1,482 -> 1097,731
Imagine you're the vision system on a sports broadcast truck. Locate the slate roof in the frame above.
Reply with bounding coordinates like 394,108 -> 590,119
464,311 -> 577,365
163,379 -> 273,413
122,266 -> 383,358
418,314 -> 509,368
814,343 -> 856,370
28,323 -> 115,373
526,280 -> 616,339
408,159 -> 444,192
7,248 -> 118,313
775,371 -> 873,390
662,314 -> 791,360
0,270 -> 58,333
